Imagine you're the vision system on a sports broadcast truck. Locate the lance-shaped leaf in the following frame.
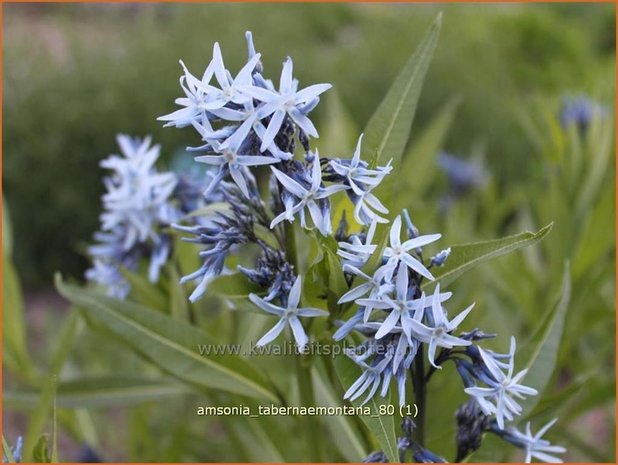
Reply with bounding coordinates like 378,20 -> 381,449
422,223 -> 553,289
362,13 -> 442,205
55,275 -> 278,402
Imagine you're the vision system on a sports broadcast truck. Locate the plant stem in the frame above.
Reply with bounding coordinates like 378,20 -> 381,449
284,221 -> 299,271
413,347 -> 426,447
295,353 -> 323,461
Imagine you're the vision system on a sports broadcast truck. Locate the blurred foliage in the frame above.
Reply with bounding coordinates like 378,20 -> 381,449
3,2 -> 615,287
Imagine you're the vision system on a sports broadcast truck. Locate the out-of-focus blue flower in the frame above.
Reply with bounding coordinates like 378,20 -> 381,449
85,257 -> 132,299
408,283 -> 474,368
494,418 -> 566,463
559,96 -> 606,131
270,151 -> 347,235
99,135 -> 178,247
240,57 -> 332,151
381,215 -> 441,281
464,337 -> 537,429
437,152 -> 487,194
87,135 -> 178,297
249,276 -> 328,350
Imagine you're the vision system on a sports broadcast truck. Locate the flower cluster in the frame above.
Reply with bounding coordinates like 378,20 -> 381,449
334,211 -> 564,461
86,135 -> 208,298
162,32 -> 392,349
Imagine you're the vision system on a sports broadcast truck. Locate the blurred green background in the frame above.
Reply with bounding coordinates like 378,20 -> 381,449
3,2 -> 615,289
2,3 -> 616,462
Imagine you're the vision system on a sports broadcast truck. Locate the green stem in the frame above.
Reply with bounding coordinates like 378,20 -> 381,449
295,353 -> 323,461
284,222 -> 299,271
413,347 -> 426,447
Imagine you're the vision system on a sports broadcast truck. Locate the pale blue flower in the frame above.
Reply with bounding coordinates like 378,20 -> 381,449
338,263 -> 393,322
194,136 -> 278,198
559,95 -> 606,131
157,60 -> 216,129
240,57 -> 332,151
351,190 -> 390,225
194,42 -> 261,114
99,135 -> 178,249
249,276 -> 328,350
344,349 -> 394,406
337,219 -> 378,268
85,258 -> 131,299
464,337 -> 538,429
270,151 -> 347,235
329,134 -> 392,195
408,283 -> 474,368
381,215 -> 441,281
499,419 -> 566,463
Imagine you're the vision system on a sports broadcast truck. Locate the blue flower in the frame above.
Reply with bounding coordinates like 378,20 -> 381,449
194,135 -> 279,198
329,134 -> 392,224
380,215 -> 441,281
408,283 -> 474,368
337,219 -> 378,268
559,96 -> 605,131
240,57 -> 332,151
249,276 -> 328,350
464,337 -> 537,429
87,135 -> 178,297
270,151 -> 347,235
344,348 -> 394,406
496,418 -> 566,463
437,152 -> 487,193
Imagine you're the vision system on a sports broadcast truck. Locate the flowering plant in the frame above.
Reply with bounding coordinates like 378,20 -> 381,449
52,14 -> 571,463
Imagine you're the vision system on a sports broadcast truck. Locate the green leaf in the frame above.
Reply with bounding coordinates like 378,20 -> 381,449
423,223 -> 553,289
4,376 -> 193,409
167,265 -> 190,321
393,98 -> 460,210
517,264 -> 571,418
321,90 -> 358,156
2,255 -> 33,379
334,353 -> 398,462
121,269 -> 169,313
362,13 -> 442,204
2,436 -> 16,463
24,310 -> 80,462
55,275 -> 278,402
312,363 -> 367,461
209,273 -> 261,298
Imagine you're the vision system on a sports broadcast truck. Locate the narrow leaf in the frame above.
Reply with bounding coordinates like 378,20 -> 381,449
518,263 -> 571,417
312,364 -> 368,461
55,276 -> 278,402
362,13 -> 442,204
423,223 -> 553,289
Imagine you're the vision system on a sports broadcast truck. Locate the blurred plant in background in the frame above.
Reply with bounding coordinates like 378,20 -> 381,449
2,3 -> 615,463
